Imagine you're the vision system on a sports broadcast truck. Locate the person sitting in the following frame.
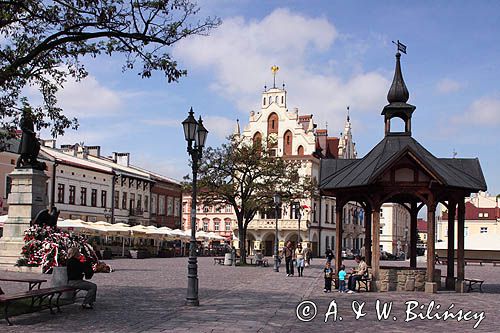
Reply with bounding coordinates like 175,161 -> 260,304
346,255 -> 367,294
66,247 -> 97,309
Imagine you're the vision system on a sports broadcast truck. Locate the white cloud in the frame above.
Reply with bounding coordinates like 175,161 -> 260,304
57,75 -> 123,118
436,78 -> 463,94
452,96 -> 500,126
203,115 -> 237,140
174,8 -> 389,132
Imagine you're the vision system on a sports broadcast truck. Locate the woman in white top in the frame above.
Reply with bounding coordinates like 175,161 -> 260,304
295,243 -> 305,277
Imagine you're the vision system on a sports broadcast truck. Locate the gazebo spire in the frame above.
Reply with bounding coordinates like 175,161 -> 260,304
387,52 -> 409,103
381,41 -> 416,137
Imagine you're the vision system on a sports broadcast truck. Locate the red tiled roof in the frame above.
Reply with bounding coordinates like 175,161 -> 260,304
441,201 -> 498,221
325,138 -> 339,159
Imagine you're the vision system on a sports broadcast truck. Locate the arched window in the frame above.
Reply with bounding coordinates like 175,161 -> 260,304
267,113 -> 279,134
275,96 -> 278,103
268,96 -> 272,104
297,145 -> 304,156
263,98 -> 266,106
283,130 -> 292,155
253,132 -> 262,146
281,96 -> 284,104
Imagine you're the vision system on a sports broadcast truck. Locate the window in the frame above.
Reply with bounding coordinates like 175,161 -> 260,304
159,195 -> 165,215
152,195 -> 158,215
331,205 -> 335,224
167,197 -> 173,216
225,221 -> 231,231
80,187 -> 87,206
380,209 -> 384,218
214,220 -> 220,231
69,185 -> 76,204
114,191 -> 119,209
215,206 -> 221,213
275,96 -> 278,103
380,228 -> 383,235
268,96 -> 272,104
91,189 -> 97,207
137,194 -> 142,211
480,227 -> 488,234
465,227 -> 469,237
203,206 -> 210,213
225,205 -> 232,213
263,98 -> 266,106
122,192 -> 127,209
174,198 -> 180,217
484,213 -> 489,218
144,195 -> 149,212
325,204 -> 329,223
57,184 -> 65,203
281,96 -> 284,104
203,221 -> 208,231
5,175 -> 12,198
101,190 -> 107,208
130,193 -> 135,210
331,236 -> 335,250
478,213 -> 483,218
313,203 -> 317,222
326,236 -> 330,249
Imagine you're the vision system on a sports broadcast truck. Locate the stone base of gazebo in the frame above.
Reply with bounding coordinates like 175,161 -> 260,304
372,266 -> 441,292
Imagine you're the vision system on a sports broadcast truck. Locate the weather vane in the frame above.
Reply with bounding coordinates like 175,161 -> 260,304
271,65 -> 279,88
392,40 -> 407,54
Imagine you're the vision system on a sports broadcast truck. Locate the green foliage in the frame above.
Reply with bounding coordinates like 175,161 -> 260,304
186,137 -> 317,261
0,0 -> 220,138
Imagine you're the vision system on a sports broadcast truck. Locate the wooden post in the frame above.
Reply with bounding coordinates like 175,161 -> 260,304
365,209 -> 372,266
446,200 -> 456,290
335,204 -> 343,274
410,202 -> 418,268
425,203 -> 437,293
371,207 -> 380,282
456,199 -> 465,292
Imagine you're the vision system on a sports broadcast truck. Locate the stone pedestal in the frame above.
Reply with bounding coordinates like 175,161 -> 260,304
0,168 -> 48,270
425,282 -> 438,293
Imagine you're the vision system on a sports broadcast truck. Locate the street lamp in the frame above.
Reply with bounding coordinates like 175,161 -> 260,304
273,193 -> 281,272
182,107 -> 208,307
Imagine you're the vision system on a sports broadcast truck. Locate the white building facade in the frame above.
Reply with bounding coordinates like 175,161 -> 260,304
379,203 -> 411,255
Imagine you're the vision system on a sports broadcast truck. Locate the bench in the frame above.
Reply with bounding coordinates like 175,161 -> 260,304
0,286 -> 76,326
213,257 -> 225,265
0,278 -> 47,292
357,275 -> 372,292
464,278 -> 484,293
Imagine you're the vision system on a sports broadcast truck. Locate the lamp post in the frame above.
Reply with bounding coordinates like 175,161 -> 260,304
273,193 -> 281,272
182,107 -> 208,307
297,206 -> 302,247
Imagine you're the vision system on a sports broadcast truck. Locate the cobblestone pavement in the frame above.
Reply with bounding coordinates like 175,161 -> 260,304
1,258 -> 500,332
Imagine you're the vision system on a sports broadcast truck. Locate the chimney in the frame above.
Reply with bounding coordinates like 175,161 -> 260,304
41,139 -> 56,148
113,152 -> 130,167
86,145 -> 101,157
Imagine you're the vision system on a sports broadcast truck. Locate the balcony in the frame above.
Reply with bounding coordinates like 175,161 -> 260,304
245,219 -> 309,231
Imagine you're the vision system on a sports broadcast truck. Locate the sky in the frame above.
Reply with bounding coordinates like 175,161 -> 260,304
42,1 -> 499,195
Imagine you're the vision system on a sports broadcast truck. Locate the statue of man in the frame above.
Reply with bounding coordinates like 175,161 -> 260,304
16,108 -> 46,170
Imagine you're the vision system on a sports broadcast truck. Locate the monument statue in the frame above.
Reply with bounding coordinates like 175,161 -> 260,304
16,108 -> 46,170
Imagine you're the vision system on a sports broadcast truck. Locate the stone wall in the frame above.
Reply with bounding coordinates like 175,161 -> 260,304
375,267 -> 441,292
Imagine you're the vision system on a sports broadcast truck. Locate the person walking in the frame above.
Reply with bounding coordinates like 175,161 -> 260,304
295,243 -> 306,277
283,241 -> 295,276
66,247 -> 97,309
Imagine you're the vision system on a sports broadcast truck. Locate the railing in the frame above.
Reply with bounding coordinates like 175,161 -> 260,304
246,219 -> 308,231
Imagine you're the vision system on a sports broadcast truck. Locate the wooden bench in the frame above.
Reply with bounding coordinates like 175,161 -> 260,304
464,278 -> 484,293
213,257 -> 225,265
0,278 -> 47,292
0,286 -> 76,326
357,275 -> 372,292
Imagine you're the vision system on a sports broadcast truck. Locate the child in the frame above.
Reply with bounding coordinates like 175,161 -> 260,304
323,262 -> 333,293
338,265 -> 347,293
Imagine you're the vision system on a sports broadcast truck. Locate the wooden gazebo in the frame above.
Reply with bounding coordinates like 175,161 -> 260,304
320,51 -> 487,293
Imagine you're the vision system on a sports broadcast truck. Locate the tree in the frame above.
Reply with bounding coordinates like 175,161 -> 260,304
0,0 -> 220,137
189,138 -> 317,264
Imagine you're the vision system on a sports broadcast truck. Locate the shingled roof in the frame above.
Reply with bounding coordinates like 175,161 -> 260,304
320,135 -> 486,191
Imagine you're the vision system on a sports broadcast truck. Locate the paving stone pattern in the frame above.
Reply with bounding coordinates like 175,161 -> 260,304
1,258 -> 499,332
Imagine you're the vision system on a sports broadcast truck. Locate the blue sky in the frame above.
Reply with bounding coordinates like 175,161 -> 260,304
47,1 -> 499,195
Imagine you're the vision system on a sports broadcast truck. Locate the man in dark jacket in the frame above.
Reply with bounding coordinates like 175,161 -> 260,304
66,247 -> 97,309
283,241 -> 295,276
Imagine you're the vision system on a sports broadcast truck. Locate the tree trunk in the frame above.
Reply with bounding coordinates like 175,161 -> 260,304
239,228 -> 247,264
